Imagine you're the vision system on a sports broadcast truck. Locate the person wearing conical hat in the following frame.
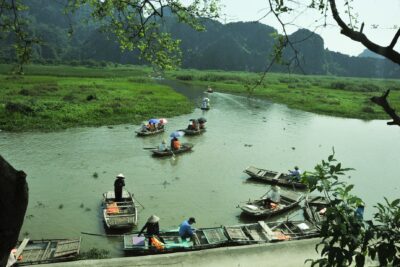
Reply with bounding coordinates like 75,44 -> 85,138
138,215 -> 165,245
114,173 -> 125,202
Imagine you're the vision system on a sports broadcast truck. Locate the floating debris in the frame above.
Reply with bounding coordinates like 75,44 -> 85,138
35,201 -> 45,208
244,144 -> 253,147
107,126 -> 114,129
174,177 -> 180,180
26,214 -> 34,220
291,147 -> 296,150
85,207 -> 91,212
92,172 -> 98,179
80,203 -> 84,208
23,231 -> 29,236
58,204 -> 64,209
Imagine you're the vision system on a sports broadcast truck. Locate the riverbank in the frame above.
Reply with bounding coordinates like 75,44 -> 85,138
2,63 -> 400,132
167,68 -> 400,120
0,64 -> 193,131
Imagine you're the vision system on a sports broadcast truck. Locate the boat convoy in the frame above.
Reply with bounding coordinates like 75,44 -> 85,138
9,89 -> 330,266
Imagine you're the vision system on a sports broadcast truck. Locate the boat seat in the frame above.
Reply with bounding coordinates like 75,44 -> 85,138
273,172 -> 282,179
257,221 -> 274,241
15,238 -> 30,259
257,170 -> 267,177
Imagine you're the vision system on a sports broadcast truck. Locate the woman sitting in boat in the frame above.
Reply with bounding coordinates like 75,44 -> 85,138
158,139 -> 168,151
138,215 -> 165,246
157,122 -> 164,130
171,137 -> 181,150
263,181 -> 281,209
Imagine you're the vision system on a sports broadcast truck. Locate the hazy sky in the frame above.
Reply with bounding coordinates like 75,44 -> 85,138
217,0 -> 400,56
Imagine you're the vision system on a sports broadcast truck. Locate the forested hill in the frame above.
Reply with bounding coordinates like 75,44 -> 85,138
1,1 -> 400,78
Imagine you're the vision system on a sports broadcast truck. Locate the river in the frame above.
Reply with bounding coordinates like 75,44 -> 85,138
1,81 -> 399,257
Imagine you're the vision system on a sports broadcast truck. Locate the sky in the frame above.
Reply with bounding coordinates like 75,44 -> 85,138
217,0 -> 400,57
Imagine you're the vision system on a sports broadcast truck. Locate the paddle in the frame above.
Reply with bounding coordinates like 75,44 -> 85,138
143,147 -> 157,150
133,196 -> 145,209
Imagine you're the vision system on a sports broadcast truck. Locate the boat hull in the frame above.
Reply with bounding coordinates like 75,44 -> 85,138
244,166 -> 307,190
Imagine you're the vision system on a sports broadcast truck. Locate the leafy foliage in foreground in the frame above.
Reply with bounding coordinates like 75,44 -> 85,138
303,151 -> 400,266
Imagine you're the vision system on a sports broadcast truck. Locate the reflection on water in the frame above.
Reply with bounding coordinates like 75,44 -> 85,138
1,82 -> 399,257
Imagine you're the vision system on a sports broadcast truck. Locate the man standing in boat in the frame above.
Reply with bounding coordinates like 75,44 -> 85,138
179,217 -> 196,241
114,173 -> 125,202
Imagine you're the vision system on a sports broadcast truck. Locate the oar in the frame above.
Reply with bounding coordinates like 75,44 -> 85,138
81,230 -> 140,237
80,232 -> 125,237
143,147 -> 157,150
134,196 -> 145,209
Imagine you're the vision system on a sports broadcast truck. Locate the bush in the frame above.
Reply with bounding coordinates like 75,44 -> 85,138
330,82 -> 347,90
361,106 -> 375,113
175,74 -> 193,81
5,102 -> 34,115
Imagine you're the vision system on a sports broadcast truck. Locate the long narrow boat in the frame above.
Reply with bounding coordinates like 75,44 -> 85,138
124,227 -> 228,255
135,127 -> 165,136
182,128 -> 206,136
12,238 -> 81,266
151,143 -> 193,157
238,191 -> 304,218
123,220 -> 319,256
225,220 -> 319,244
244,166 -> 307,190
102,189 -> 138,230
303,195 -> 329,226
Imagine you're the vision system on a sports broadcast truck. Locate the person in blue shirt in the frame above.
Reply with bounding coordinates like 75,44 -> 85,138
288,166 -> 302,181
355,204 -> 365,220
179,217 -> 196,240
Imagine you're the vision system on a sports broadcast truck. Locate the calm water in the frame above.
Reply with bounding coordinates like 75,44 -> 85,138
1,82 -> 399,257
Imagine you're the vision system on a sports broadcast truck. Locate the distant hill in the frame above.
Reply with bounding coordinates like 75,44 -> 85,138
1,1 -> 400,78
359,49 -> 385,59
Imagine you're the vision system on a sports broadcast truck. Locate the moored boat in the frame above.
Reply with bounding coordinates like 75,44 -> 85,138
151,143 -> 193,157
123,219 -> 319,256
102,189 -> 138,230
225,220 -> 319,244
124,227 -> 228,255
303,195 -> 329,226
11,238 -> 81,266
238,191 -> 304,218
244,166 -> 307,190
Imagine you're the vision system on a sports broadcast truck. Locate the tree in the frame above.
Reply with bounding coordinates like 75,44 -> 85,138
265,0 -> 400,126
0,0 -> 220,72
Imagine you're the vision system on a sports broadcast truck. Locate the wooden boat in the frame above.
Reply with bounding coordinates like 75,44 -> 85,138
102,189 -> 138,229
182,128 -> 206,136
151,143 -> 193,157
238,191 -> 304,218
135,127 -> 165,136
244,166 -> 307,190
12,238 -> 81,266
225,220 -> 319,244
303,195 -> 329,225
123,227 -> 229,255
123,219 -> 319,256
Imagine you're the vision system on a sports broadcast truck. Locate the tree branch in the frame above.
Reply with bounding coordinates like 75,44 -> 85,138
370,90 -> 400,126
328,0 -> 400,65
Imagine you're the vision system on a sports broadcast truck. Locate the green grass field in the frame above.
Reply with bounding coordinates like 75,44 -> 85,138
2,64 -> 399,132
0,64 -> 193,131
167,69 -> 400,120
